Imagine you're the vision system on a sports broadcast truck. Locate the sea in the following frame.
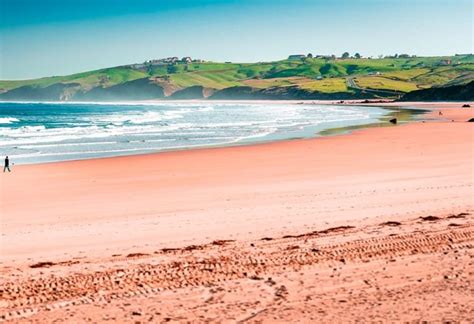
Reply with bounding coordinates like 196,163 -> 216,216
0,101 -> 389,164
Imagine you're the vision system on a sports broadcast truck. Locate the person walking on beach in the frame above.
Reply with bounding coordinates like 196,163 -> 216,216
4,156 -> 11,172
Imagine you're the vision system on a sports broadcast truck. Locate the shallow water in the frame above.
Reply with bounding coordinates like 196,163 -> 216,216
0,101 -> 389,164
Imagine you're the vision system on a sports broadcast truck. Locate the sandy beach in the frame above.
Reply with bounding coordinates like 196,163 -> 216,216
1,102 -> 473,322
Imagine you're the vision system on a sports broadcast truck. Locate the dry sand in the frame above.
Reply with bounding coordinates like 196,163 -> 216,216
0,102 -> 473,322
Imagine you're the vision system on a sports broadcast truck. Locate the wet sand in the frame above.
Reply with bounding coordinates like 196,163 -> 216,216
1,102 -> 473,322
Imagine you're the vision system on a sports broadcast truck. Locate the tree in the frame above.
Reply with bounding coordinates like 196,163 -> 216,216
307,53 -> 313,58
354,53 -> 361,59
341,52 -> 350,59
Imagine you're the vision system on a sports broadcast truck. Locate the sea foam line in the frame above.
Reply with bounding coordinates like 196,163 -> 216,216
0,117 -> 20,124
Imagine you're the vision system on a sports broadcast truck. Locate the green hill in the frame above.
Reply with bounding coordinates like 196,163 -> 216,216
1,55 -> 473,101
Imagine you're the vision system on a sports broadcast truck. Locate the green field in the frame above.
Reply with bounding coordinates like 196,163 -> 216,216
354,76 -> 419,92
298,78 -> 348,93
0,55 -> 472,99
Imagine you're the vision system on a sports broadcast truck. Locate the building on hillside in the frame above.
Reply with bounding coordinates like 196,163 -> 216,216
139,57 -> 180,66
315,55 -> 334,60
288,54 -> 306,60
166,57 -> 179,63
181,57 -> 192,63
439,59 -> 452,65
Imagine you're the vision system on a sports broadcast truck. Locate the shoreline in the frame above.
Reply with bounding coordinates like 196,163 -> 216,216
2,98 -> 472,105
3,102 -> 428,166
1,101 -> 473,322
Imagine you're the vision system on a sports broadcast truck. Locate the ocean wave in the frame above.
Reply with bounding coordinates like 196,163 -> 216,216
0,122 -> 195,144
85,109 -> 193,125
18,141 -> 118,149
0,117 -> 20,124
0,102 -> 390,164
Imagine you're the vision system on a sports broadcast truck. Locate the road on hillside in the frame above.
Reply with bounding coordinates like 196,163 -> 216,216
346,76 -> 404,98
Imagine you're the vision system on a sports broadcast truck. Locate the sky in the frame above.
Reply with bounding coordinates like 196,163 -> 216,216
0,0 -> 472,80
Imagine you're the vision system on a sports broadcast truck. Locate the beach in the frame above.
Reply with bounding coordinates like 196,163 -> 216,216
1,102 -> 473,322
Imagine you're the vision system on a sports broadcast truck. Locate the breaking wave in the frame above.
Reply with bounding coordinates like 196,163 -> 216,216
0,102 -> 388,164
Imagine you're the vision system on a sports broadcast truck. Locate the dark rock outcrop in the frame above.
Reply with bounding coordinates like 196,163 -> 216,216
398,81 -> 474,101
209,86 -> 272,100
209,85 -> 378,100
73,78 -> 164,101
0,83 -> 80,101
168,86 -> 209,99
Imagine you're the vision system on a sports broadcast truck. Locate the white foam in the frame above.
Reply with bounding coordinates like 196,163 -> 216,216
0,117 -> 20,124
18,141 -> 118,149
0,102 -> 389,164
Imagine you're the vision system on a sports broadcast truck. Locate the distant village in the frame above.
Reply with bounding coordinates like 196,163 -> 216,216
288,52 -> 419,60
128,52 -> 470,71
287,52 -> 461,66
129,57 -> 204,69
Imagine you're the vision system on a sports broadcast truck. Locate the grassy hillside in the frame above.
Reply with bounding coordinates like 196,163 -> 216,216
1,55 -> 473,100
0,67 -> 149,91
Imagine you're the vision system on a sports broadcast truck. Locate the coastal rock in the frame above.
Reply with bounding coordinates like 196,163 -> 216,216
209,85 -> 378,100
168,85 -> 213,99
73,78 -> 165,101
0,83 -> 81,101
398,81 -> 474,101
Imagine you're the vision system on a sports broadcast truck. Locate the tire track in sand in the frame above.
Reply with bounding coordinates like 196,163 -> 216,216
1,223 -> 472,321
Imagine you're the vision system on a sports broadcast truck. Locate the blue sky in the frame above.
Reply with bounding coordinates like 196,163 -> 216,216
0,0 -> 472,79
